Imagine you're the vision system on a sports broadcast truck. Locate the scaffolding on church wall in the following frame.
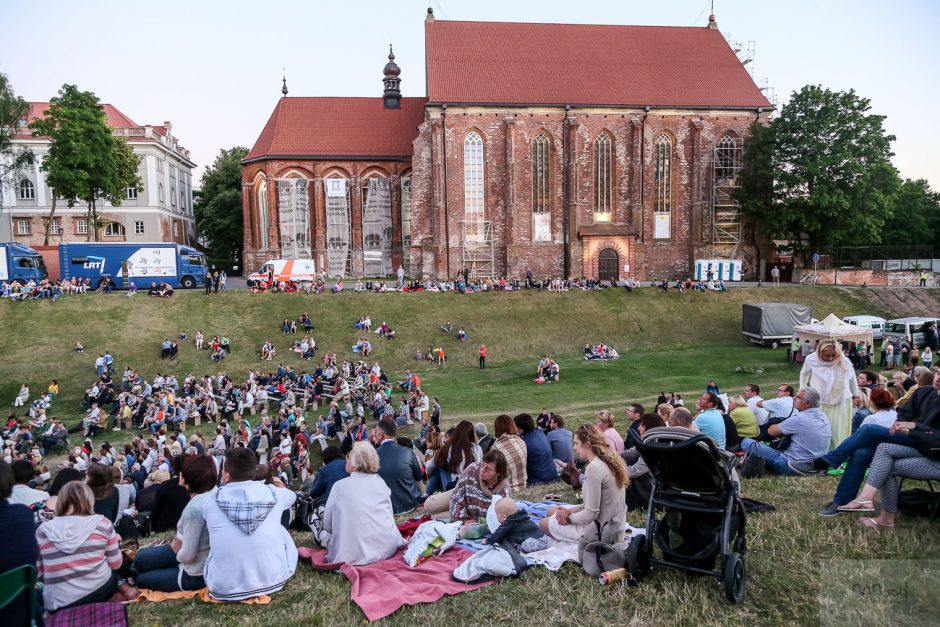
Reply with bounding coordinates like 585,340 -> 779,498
362,177 -> 393,276
401,177 -> 412,274
325,178 -> 351,278
709,137 -> 744,259
276,178 -> 312,259
461,219 -> 494,279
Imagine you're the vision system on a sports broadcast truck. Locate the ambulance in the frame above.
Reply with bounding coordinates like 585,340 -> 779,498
247,259 -> 317,287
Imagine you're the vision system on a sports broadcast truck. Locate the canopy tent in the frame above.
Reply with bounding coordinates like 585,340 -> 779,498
793,313 -> 873,346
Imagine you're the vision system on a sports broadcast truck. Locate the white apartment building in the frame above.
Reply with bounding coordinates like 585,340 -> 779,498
0,102 -> 196,246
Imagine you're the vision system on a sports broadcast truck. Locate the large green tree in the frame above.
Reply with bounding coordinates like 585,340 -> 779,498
739,85 -> 901,263
194,146 -> 248,262
0,73 -> 33,190
880,178 -> 940,249
30,84 -> 141,242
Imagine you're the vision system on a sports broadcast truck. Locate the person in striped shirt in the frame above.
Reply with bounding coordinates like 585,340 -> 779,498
36,480 -> 138,611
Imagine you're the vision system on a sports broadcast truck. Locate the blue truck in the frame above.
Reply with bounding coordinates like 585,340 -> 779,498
0,243 -> 48,283
59,242 -> 208,289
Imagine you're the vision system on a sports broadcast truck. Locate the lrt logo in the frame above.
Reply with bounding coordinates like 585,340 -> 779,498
83,256 -> 106,273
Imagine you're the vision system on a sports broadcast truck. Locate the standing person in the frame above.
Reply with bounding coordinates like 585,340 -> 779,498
212,271 -> 220,294
771,265 -> 781,287
204,273 -> 212,296
800,338 -> 860,447
919,269 -> 928,287
220,270 -> 227,291
479,344 -> 487,369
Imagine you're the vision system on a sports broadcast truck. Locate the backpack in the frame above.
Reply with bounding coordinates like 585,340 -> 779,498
291,491 -> 316,531
896,488 -> 940,518
579,520 -> 626,578
738,441 -> 766,479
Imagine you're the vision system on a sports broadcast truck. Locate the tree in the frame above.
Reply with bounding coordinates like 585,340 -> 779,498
0,73 -> 33,192
29,85 -> 141,242
738,85 -> 901,263
879,178 -> 940,249
194,147 -> 248,262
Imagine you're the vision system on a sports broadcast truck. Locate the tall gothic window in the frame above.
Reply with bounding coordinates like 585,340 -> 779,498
257,179 -> 269,248
532,133 -> 551,242
463,131 -> 484,242
653,134 -> 673,239
715,135 -> 738,179
593,133 -> 612,222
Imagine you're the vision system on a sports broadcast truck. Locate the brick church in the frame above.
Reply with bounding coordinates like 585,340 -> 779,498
242,10 -> 771,281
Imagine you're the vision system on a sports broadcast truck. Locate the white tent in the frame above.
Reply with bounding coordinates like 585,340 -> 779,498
793,313 -> 873,345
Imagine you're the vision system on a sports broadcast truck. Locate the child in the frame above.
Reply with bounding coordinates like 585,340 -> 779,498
482,497 -> 548,553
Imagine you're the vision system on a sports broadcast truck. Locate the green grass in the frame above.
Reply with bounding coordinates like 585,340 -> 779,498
2,286 -> 938,625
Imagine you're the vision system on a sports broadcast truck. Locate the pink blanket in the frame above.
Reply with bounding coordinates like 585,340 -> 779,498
298,546 -> 495,621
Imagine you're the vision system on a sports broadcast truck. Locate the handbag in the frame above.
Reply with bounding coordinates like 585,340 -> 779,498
738,442 -> 766,478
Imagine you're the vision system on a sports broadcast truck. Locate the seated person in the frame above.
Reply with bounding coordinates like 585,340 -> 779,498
309,446 -> 350,503
261,340 -> 277,361
440,321 -> 453,334
211,346 -> 225,362
740,387 -> 832,475
374,419 -> 423,515
693,393 -> 726,448
728,394 -> 759,439
318,441 -> 405,565
515,413 -> 558,484
36,481 -> 138,611
0,460 -> 40,626
424,449 -> 509,521
456,327 -> 468,342
482,496 -> 549,553
203,448 -> 297,601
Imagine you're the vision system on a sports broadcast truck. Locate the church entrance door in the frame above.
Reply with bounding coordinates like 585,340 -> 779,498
598,248 -> 619,282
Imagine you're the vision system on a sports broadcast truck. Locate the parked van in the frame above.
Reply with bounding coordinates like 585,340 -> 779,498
842,315 -> 887,341
883,317 -> 940,346
247,259 -> 317,287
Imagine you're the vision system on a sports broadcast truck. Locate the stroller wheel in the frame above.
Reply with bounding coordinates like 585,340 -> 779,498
627,535 -> 651,581
723,552 -> 745,604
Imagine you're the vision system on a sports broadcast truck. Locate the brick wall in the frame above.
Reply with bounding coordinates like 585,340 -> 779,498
804,268 -> 937,286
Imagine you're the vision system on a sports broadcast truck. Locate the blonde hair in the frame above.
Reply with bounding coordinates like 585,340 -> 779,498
575,425 -> 630,488
347,441 -> 380,474
55,480 -> 95,516
729,395 -> 747,409
656,403 -> 674,420
816,338 -> 841,360
594,410 -> 615,430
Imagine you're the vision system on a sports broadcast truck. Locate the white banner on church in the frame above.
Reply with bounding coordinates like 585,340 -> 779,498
533,213 -> 551,242
325,178 -> 350,277
362,178 -> 392,276
276,178 -> 311,259
401,177 -> 411,273
654,213 -> 671,239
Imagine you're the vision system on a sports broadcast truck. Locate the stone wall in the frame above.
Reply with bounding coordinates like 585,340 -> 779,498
806,268 -> 937,286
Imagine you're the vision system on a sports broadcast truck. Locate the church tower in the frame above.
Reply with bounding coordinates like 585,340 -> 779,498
382,45 -> 401,109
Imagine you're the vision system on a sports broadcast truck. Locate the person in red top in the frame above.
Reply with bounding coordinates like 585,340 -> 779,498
479,344 -> 487,369
412,373 -> 421,391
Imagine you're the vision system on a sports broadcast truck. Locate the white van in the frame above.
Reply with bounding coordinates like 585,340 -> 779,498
883,317 -> 940,346
842,315 -> 887,341
247,259 -> 317,287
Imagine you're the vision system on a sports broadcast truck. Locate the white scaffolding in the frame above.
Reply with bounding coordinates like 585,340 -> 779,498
709,136 -> 744,259
276,178 -> 311,259
362,177 -> 393,276
461,219 -> 494,279
325,178 -> 351,278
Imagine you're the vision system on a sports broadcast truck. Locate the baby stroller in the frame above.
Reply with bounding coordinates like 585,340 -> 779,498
626,427 -> 747,603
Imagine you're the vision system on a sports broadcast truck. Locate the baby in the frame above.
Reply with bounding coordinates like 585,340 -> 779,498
482,497 -> 548,553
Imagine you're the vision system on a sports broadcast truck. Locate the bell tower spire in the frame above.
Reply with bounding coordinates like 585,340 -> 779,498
382,44 -> 402,109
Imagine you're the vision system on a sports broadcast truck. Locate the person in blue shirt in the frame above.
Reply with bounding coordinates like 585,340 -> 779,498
706,380 -> 721,396
546,414 -> 573,463
309,446 -> 350,503
514,413 -> 558,484
694,392 -> 727,449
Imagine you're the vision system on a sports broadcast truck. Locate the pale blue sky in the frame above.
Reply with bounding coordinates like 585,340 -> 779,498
1,0 -> 937,188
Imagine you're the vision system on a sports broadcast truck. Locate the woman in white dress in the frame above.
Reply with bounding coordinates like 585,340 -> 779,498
799,338 -> 859,447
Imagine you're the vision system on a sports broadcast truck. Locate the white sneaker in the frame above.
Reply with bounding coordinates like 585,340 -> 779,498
112,427 -> 121,431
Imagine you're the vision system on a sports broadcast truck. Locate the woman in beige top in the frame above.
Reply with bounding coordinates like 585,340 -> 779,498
539,425 -> 628,543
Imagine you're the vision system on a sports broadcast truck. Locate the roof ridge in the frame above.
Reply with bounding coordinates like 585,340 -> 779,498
427,18 -> 716,30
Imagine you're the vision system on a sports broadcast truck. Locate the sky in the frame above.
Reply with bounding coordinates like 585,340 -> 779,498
1,0 -> 937,188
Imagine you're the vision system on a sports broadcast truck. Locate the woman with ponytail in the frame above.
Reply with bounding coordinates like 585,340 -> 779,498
538,424 -> 629,543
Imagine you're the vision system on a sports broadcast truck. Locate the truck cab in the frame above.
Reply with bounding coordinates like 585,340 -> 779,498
0,243 -> 47,283
177,246 -> 208,289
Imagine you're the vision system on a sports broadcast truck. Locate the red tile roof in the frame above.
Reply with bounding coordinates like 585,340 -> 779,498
22,102 -> 140,131
244,97 -> 426,162
425,20 -> 771,109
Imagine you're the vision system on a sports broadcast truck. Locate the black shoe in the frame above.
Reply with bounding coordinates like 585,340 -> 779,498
818,501 -> 843,517
814,458 -> 831,472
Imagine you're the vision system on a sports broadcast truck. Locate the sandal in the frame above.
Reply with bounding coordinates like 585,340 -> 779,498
837,500 -> 875,512
857,517 -> 894,532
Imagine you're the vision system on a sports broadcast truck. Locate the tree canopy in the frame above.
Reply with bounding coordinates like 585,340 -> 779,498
194,146 -> 248,263
880,178 -> 940,249
739,85 -> 901,262
0,73 -> 33,189
29,84 -> 141,241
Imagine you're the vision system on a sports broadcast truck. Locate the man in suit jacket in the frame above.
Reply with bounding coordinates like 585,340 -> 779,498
374,419 -> 422,515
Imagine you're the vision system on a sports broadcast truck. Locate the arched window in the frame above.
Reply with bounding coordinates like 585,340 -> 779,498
532,133 -> 550,214
157,183 -> 165,204
103,222 -> 125,237
19,179 -> 35,200
593,133 -> 612,222
464,131 -> 484,242
653,134 -> 673,239
257,179 -> 269,249
170,186 -> 177,206
715,135 -> 738,180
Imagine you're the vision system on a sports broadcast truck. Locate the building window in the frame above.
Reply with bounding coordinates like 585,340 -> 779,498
401,176 -> 412,252
47,218 -> 62,235
654,134 -> 673,239
531,133 -> 551,241
463,131 -> 485,242
126,187 -> 138,200
19,179 -> 35,200
158,183 -> 165,204
135,220 -> 145,234
180,191 -> 186,210
593,133 -> 612,222
76,218 -> 88,235
257,179 -> 269,248
173,222 -> 178,237
156,158 -> 165,173
170,186 -> 177,206
104,222 -> 125,237
715,135 -> 738,179
16,219 -> 31,235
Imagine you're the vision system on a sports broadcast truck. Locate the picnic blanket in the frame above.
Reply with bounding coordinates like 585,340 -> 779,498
47,602 -> 127,627
298,545 -> 495,622
134,588 -> 271,605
